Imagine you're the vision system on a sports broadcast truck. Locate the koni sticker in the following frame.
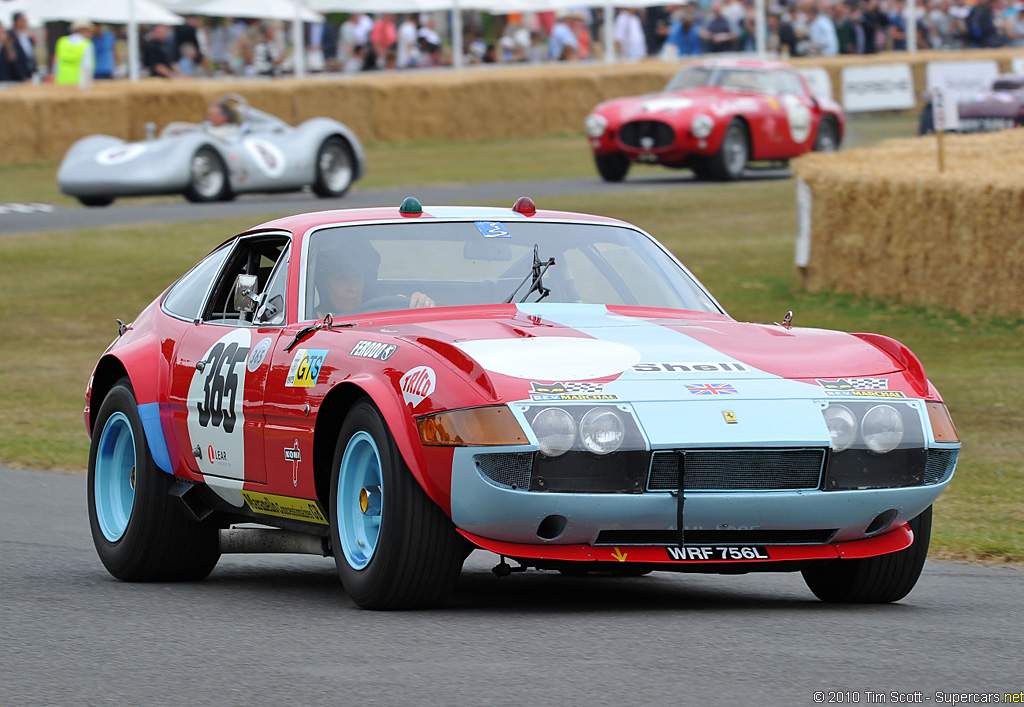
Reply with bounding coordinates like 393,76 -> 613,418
529,381 -> 618,401
350,340 -> 399,361
686,383 -> 738,395
286,349 -> 327,387
285,440 -> 301,486
816,378 -> 905,398
400,366 -> 436,407
241,490 -> 328,525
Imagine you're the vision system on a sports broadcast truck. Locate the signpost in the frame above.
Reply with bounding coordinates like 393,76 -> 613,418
931,87 -> 959,173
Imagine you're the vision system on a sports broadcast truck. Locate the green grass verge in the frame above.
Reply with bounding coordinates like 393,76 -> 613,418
0,177 -> 1020,563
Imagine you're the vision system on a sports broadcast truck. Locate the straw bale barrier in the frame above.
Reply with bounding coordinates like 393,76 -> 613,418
0,48 -> 1021,166
791,129 -> 1024,319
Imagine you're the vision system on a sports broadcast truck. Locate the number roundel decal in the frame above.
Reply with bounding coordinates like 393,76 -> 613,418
187,329 -> 252,479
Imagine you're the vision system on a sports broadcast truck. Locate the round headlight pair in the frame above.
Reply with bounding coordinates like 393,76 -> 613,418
532,407 -> 625,457
824,404 -> 904,454
691,114 -> 714,139
584,113 -> 609,138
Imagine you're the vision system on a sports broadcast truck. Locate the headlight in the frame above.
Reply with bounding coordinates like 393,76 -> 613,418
579,407 -> 625,455
862,405 -> 904,454
691,114 -> 714,139
532,407 -> 576,457
823,404 -> 857,452
584,113 -> 609,138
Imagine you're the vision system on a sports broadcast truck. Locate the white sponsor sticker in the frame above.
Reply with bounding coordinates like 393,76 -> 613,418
782,94 -> 812,144
244,138 -> 286,178
455,337 -> 641,380
400,366 -> 436,408
247,337 -> 273,372
187,329 -> 251,479
96,144 -> 146,166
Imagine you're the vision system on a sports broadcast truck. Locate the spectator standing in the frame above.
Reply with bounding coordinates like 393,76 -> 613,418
92,24 -> 116,79
307,20 -> 337,72
966,0 -> 1004,46
252,23 -> 284,77
888,0 -> 908,49
0,24 -> 17,82
667,4 -> 706,56
615,8 -> 648,59
175,16 -> 206,70
834,2 -> 858,52
548,12 -> 580,60
339,14 -> 369,74
396,14 -> 419,68
369,14 -> 397,70
143,25 -> 179,78
808,1 -> 840,55
705,1 -> 737,52
54,19 -> 94,88
861,0 -> 889,53
10,12 -> 36,82
644,6 -> 673,56
768,9 -> 802,56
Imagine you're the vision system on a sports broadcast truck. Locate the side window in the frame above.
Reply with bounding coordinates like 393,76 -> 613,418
254,249 -> 289,326
202,235 -> 291,324
777,72 -> 806,96
162,245 -> 231,321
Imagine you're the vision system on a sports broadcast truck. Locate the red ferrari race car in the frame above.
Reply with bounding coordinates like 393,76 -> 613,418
585,59 -> 844,181
86,198 -> 957,610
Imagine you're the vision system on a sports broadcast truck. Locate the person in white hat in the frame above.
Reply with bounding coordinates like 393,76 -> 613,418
53,18 -> 94,88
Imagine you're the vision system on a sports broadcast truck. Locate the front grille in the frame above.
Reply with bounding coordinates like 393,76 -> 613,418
924,449 -> 958,484
475,452 -> 534,490
595,529 -> 838,546
648,449 -> 826,491
619,120 -> 676,149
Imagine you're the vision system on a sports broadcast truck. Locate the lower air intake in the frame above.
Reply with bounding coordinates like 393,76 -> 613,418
648,448 -> 825,491
474,452 -> 534,491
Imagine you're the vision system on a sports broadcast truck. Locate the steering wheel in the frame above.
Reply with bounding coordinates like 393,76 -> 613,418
349,294 -> 410,314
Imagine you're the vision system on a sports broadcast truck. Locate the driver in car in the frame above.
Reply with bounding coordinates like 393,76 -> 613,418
317,241 -> 434,316
205,100 -> 242,136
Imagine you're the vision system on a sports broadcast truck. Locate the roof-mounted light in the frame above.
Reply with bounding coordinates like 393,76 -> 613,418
399,196 -> 423,216
512,196 -> 536,216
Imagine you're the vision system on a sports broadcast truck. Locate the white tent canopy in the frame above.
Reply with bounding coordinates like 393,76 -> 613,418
171,0 -> 322,21
1,0 -> 44,28
29,0 -> 184,24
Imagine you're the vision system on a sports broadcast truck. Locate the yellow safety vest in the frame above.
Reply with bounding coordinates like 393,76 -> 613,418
54,36 -> 87,85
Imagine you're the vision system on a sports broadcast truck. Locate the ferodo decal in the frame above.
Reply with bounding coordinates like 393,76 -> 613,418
349,340 -> 399,361
816,378 -> 905,398
686,383 -> 738,395
782,94 -> 812,143
286,349 -> 327,387
400,366 -> 436,407
241,490 -> 328,525
247,337 -> 273,372
243,138 -> 286,178
631,362 -> 749,374
96,144 -> 146,165
530,381 -> 618,401
187,329 -> 251,478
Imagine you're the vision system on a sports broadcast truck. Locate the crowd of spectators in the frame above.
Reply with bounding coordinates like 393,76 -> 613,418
2,2 -> 1022,85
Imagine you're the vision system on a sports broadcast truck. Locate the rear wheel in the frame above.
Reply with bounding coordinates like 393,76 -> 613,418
330,398 -> 467,609
802,506 -> 932,603
184,146 -> 230,202
312,136 -> 354,198
87,377 -> 220,581
78,196 -> 115,207
707,119 -> 749,181
595,153 -> 630,182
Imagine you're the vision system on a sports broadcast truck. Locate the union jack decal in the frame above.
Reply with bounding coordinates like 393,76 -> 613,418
686,383 -> 738,395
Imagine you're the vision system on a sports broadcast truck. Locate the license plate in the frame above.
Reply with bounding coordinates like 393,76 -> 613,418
636,153 -> 659,163
666,545 -> 771,561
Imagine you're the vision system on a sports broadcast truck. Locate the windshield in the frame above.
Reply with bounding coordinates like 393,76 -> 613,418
303,220 -> 720,319
666,66 -> 777,94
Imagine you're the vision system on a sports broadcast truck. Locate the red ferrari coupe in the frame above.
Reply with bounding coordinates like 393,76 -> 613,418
585,59 -> 844,181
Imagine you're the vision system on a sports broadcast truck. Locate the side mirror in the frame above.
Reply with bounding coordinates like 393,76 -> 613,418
233,274 -> 260,313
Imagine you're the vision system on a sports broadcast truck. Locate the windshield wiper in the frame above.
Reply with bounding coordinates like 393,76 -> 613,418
504,244 -> 556,304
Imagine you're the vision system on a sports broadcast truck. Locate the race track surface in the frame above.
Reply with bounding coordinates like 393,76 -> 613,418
2,466 -> 1020,707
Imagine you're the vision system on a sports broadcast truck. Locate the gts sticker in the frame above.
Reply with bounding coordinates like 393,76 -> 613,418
286,349 -> 327,387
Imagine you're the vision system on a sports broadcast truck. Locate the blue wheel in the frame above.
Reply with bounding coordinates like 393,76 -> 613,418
94,411 -> 137,542
336,430 -> 384,570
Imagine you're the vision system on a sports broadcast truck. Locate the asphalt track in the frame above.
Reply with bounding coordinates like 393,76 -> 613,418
2,465 -> 1021,707
0,169 -> 790,237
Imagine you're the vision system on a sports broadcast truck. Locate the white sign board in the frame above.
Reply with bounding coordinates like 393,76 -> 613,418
799,67 -> 833,100
926,60 -> 999,100
841,63 -> 916,112
1012,57 -> 1024,75
932,87 -> 960,132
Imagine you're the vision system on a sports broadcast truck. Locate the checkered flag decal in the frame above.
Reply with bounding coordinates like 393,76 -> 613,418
561,382 -> 606,393
845,378 -> 888,389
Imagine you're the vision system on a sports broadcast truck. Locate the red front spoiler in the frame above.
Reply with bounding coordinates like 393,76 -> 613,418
459,523 -> 913,564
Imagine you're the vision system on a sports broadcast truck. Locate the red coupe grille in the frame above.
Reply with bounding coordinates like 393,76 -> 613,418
619,121 -> 676,150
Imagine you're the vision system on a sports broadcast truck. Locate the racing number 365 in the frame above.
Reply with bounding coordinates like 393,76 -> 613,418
197,342 -> 250,432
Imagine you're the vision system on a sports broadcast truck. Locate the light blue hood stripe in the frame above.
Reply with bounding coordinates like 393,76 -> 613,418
423,206 -> 528,219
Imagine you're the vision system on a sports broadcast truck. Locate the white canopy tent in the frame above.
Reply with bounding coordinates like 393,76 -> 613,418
1,0 -> 44,28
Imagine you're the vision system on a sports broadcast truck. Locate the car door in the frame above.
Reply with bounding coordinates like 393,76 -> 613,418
168,233 -> 291,486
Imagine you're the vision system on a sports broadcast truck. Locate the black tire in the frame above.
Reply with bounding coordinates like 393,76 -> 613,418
595,153 -> 630,182
707,119 -> 749,181
78,196 -> 115,207
802,506 -> 932,603
87,377 -> 221,581
814,116 -> 840,152
312,136 -> 355,198
329,397 -> 467,609
184,146 -> 231,203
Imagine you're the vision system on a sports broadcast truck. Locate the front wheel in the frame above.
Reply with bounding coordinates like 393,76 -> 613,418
595,153 -> 630,182
330,398 -> 467,609
707,119 -> 749,181
312,136 -> 354,198
184,146 -> 231,202
802,506 -> 932,603
87,377 -> 221,581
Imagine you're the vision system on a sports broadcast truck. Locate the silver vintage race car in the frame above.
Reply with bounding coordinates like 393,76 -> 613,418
57,95 -> 367,207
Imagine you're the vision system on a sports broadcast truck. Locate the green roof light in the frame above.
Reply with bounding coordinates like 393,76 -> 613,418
399,197 -> 423,215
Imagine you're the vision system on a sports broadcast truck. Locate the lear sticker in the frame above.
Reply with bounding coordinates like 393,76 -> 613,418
350,340 -> 399,361
782,94 -> 812,143
400,366 -> 436,407
474,221 -> 510,238
244,138 -> 286,178
247,337 -> 273,372
686,383 -> 738,395
241,490 -> 328,525
286,349 -> 327,387
187,329 -> 251,479
631,362 -> 749,374
816,378 -> 904,397
96,144 -> 146,166
529,381 -> 618,401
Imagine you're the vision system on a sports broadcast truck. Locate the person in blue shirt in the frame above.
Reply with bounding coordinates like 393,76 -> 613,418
667,4 -> 706,56
92,24 -> 116,79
